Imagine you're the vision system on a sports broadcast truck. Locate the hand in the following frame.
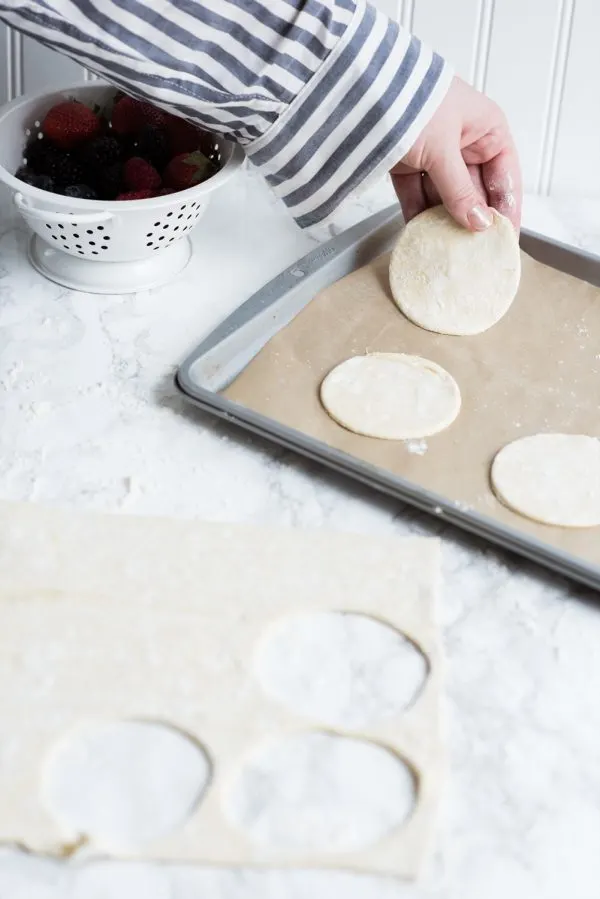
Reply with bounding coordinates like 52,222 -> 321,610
390,76 -> 522,232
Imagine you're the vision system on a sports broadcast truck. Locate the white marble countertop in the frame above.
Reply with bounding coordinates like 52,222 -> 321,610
1,169 -> 600,899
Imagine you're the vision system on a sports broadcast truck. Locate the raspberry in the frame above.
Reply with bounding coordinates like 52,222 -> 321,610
123,157 -> 161,191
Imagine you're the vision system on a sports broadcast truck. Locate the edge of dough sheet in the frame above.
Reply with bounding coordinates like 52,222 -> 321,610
0,500 -> 446,880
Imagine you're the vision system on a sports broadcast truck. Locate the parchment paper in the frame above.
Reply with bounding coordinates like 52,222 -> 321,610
224,250 -> 600,567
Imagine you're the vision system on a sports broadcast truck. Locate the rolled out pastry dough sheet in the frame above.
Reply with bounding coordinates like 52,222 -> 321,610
0,500 -> 443,879
224,250 -> 600,567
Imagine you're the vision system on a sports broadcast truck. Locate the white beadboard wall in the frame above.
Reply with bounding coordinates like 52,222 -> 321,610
1,0 -> 598,196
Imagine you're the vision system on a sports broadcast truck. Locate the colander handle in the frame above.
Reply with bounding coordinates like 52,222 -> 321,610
14,193 -> 113,225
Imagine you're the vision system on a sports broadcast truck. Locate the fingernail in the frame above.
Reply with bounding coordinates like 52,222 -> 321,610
468,205 -> 493,230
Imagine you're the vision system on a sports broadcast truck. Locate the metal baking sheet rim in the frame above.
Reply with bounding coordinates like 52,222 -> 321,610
176,207 -> 600,593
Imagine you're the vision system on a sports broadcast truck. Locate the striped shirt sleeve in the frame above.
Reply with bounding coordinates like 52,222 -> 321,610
0,0 -> 452,227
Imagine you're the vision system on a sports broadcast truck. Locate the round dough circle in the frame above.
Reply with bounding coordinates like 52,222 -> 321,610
389,206 -> 521,336
320,352 -> 461,440
491,433 -> 600,528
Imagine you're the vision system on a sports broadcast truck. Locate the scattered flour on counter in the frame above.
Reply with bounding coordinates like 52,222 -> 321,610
405,439 -> 428,455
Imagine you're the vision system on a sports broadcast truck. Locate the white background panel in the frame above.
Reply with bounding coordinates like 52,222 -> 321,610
411,0 -> 481,81
551,0 -> 600,196
484,0 -> 564,193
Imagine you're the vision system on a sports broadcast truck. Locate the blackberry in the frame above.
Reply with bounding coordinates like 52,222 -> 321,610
64,184 -> 98,200
81,136 -> 122,171
132,125 -> 169,169
15,167 -> 55,192
95,162 -> 124,200
23,137 -> 55,174
26,143 -> 86,187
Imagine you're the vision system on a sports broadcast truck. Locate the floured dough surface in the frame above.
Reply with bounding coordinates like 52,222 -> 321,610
0,500 -> 444,880
491,433 -> 600,527
320,352 -> 461,440
389,206 -> 521,336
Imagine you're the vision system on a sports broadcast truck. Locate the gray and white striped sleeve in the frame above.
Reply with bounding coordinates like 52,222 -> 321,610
0,0 -> 453,227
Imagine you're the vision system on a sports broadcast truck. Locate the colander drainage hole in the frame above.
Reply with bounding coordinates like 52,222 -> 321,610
45,223 -> 51,230
167,212 -> 173,217
75,245 -> 82,249
58,224 -> 64,230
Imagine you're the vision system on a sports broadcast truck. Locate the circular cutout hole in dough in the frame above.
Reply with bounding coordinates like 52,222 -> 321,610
389,206 -> 521,336
42,720 -> 211,850
255,611 -> 428,729
320,352 -> 461,440
224,731 -> 416,853
491,433 -> 600,528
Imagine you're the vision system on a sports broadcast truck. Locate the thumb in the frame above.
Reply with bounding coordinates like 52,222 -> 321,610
427,150 -> 493,231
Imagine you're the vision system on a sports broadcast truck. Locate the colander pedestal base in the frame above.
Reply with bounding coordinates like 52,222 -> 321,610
28,235 -> 193,294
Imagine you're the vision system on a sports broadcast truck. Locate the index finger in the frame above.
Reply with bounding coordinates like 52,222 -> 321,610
481,142 -> 522,231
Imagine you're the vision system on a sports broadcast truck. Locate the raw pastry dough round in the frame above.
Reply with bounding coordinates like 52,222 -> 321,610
389,206 -> 521,336
491,433 -> 600,527
320,352 -> 461,440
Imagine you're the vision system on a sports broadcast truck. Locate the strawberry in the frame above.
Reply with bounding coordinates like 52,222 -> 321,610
116,189 -> 156,201
42,101 -> 101,149
164,113 -> 205,155
123,157 -> 161,191
111,96 -> 168,136
163,151 -> 215,190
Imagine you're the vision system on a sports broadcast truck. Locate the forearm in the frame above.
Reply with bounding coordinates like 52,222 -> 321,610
0,0 -> 452,226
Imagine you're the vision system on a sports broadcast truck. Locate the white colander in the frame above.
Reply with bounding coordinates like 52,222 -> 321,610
0,82 -> 244,293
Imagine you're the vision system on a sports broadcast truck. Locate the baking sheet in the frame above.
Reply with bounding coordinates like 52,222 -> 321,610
224,248 -> 600,568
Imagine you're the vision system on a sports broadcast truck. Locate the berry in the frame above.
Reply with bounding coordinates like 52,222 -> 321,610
111,96 -> 168,136
163,151 -> 215,190
123,156 -> 161,191
132,125 -> 169,169
164,114 -> 205,155
116,189 -> 155,201
24,138 -> 56,174
42,100 -> 101,149
47,150 -> 86,188
64,184 -> 98,200
15,167 -> 55,192
94,162 -> 124,201
81,136 -> 122,171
